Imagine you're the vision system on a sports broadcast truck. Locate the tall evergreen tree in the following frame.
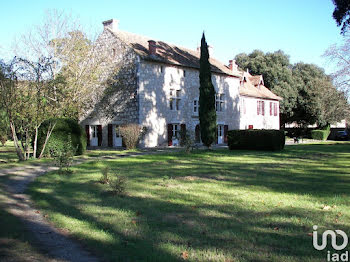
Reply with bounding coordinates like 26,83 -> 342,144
199,33 -> 216,148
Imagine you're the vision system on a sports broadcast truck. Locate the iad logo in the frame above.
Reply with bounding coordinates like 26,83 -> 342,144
313,225 -> 349,261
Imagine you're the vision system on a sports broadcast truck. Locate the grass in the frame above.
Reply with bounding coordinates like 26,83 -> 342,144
28,143 -> 350,262
0,141 -> 51,169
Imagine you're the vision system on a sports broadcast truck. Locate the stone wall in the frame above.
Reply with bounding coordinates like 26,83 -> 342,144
138,61 -> 241,147
80,29 -> 139,147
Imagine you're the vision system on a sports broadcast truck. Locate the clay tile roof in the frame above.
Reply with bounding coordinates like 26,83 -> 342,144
249,75 -> 262,86
239,73 -> 282,101
108,29 -> 241,77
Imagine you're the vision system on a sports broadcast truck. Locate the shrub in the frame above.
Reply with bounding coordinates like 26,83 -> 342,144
51,136 -> 76,175
179,129 -> 195,153
311,130 -> 330,141
99,166 -> 111,184
228,129 -> 285,151
0,134 -> 7,146
119,124 -> 146,149
109,175 -> 127,196
36,118 -> 86,157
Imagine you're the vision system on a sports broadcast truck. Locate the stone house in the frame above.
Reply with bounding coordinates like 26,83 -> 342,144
80,19 -> 282,147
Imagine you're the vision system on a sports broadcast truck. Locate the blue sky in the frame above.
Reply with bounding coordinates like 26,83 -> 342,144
0,0 -> 344,74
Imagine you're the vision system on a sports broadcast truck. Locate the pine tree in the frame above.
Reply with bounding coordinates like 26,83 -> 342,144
199,33 -> 217,148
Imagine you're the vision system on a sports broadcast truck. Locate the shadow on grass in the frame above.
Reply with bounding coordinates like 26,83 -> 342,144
28,144 -> 350,261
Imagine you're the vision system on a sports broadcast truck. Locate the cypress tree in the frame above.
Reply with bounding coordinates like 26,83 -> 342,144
199,33 -> 217,148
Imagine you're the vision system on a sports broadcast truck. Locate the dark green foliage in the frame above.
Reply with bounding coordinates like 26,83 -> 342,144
333,0 -> 350,34
228,130 -> 285,151
199,33 -> 216,147
37,118 -> 86,157
311,130 -> 331,141
109,175 -> 127,196
51,136 -> 75,174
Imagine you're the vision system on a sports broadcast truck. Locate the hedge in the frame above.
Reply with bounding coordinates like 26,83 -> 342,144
311,130 -> 330,141
36,118 -> 87,157
228,129 -> 285,151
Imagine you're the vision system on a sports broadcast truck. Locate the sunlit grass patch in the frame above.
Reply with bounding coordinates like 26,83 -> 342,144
29,143 -> 350,261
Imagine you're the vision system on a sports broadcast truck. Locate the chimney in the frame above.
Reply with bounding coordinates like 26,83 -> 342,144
148,40 -> 157,55
102,19 -> 119,32
228,59 -> 238,71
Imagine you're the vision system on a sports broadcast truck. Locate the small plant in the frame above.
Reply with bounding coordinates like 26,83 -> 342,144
109,175 -> 127,196
99,166 -> 111,184
51,136 -> 76,174
179,130 -> 195,153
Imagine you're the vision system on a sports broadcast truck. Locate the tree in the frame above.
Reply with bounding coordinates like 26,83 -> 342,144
199,33 -> 216,148
235,50 -> 297,125
332,0 -> 350,35
2,10 -> 113,161
323,35 -> 350,94
235,50 -> 350,127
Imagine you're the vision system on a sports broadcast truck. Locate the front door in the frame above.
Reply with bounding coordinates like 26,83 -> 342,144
90,125 -> 98,146
217,125 -> 224,144
113,125 -> 122,147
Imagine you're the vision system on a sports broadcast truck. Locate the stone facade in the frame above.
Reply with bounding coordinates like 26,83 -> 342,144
80,28 -> 139,147
81,19 -> 281,148
138,61 -> 240,147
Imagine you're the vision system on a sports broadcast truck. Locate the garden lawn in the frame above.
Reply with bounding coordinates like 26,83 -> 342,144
29,143 -> 350,262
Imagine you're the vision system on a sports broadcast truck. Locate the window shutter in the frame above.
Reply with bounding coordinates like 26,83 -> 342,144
97,125 -> 102,146
274,103 -> 278,116
216,125 -> 218,144
257,101 -> 260,115
180,124 -> 186,146
224,125 -> 228,143
195,124 -> 201,143
85,125 -> 90,147
262,101 -> 265,116
167,124 -> 173,146
270,102 -> 272,116
108,124 -> 113,147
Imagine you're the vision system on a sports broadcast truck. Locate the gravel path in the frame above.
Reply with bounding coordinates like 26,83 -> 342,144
0,160 -> 100,262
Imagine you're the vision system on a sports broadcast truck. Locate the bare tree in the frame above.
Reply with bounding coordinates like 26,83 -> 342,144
323,35 -> 350,94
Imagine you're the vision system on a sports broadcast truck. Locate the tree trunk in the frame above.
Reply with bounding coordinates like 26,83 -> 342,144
38,121 -> 56,159
9,122 -> 25,161
32,124 -> 41,159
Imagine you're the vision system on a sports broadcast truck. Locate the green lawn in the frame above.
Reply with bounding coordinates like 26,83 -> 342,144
28,143 -> 350,262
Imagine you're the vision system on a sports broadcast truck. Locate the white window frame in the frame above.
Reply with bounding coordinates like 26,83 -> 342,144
216,93 -> 225,112
172,124 -> 180,138
170,89 -> 181,111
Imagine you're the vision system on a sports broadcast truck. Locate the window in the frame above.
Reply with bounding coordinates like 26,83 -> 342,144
172,124 -> 180,138
269,102 -> 278,116
257,100 -> 265,115
112,48 -> 116,58
216,93 -> 225,112
170,89 -> 181,111
193,99 -> 199,113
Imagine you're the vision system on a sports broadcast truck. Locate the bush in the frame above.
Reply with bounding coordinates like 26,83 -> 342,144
119,124 -> 146,149
228,129 -> 285,151
311,130 -> 330,141
36,118 -> 86,157
99,166 -> 111,184
51,136 -> 76,175
109,175 -> 127,196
